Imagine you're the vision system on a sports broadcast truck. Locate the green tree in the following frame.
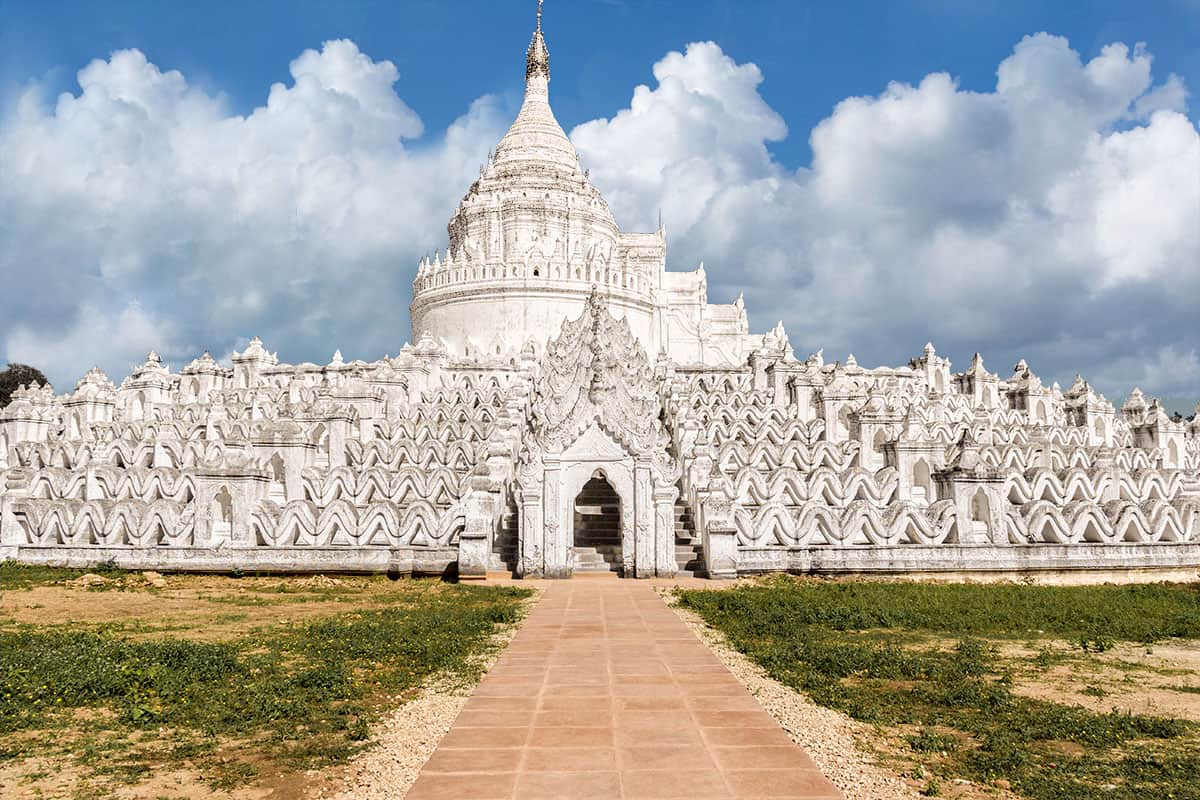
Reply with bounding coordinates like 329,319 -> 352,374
0,363 -> 49,408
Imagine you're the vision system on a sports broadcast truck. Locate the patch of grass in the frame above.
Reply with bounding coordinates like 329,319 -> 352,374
0,560 -> 170,594
0,579 -> 531,792
906,728 -> 961,754
679,578 -> 1200,800
682,576 -> 1200,643
1031,646 -> 1069,669
208,759 -> 259,791
0,560 -> 86,589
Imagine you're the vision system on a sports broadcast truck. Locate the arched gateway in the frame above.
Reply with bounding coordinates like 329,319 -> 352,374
516,291 -> 680,578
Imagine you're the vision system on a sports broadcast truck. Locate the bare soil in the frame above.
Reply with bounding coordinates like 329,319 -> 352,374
1006,640 -> 1200,722
0,574 -> 438,640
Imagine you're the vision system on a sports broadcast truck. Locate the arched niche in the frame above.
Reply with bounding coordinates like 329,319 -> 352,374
912,459 -> 933,505
268,453 -> 287,503
211,486 -> 233,540
970,488 -> 991,537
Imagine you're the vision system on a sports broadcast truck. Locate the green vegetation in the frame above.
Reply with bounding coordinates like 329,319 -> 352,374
683,578 -> 1200,642
0,569 -> 530,795
0,560 -> 92,590
678,577 -> 1200,800
0,362 -> 49,407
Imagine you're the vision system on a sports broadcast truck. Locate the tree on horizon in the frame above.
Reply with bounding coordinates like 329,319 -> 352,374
0,363 -> 50,408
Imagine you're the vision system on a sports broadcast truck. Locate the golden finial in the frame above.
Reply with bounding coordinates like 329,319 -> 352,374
526,0 -> 550,82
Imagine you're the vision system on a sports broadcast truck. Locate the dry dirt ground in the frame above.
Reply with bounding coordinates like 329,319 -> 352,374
3,574 -> 1198,800
1006,639 -> 1200,721
0,573 -> 407,640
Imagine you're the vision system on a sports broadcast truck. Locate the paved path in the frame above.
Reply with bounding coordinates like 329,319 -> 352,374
407,579 -> 843,799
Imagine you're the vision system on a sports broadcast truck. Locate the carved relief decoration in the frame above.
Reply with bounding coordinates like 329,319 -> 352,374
524,289 -> 677,481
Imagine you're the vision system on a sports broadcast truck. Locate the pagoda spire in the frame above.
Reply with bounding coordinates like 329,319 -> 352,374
526,0 -> 550,84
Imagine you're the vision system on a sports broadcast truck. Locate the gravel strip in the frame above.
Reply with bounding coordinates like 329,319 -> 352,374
665,592 -> 919,800
307,592 -> 537,800
308,681 -> 468,800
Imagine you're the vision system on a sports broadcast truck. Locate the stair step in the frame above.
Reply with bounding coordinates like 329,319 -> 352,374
670,497 -> 704,574
574,547 -> 622,557
573,543 -> 622,572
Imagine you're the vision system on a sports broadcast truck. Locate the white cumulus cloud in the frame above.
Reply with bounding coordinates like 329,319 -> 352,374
1,41 -> 507,384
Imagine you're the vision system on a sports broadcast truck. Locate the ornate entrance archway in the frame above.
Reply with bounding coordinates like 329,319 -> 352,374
516,291 -> 679,578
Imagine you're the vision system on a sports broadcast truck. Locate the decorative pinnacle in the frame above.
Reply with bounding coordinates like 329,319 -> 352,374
526,0 -> 550,82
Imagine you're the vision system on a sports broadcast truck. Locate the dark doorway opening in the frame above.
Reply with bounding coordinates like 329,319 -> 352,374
573,473 -> 622,574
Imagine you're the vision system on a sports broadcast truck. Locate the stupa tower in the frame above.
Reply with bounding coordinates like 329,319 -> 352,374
409,0 -> 666,359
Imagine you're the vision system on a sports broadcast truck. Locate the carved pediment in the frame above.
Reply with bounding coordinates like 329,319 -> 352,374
526,290 -> 674,477
562,423 -> 629,463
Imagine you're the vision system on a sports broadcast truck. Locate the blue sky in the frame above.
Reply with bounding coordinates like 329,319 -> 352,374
3,0 -> 1198,168
0,0 -> 1197,411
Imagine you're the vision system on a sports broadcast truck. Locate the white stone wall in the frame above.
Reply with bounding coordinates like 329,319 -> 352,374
412,283 -> 655,359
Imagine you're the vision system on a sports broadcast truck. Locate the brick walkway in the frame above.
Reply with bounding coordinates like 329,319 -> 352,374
407,579 -> 842,799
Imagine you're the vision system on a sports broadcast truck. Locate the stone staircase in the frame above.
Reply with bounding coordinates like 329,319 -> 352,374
674,498 -> 706,577
491,496 -> 519,575
572,478 -> 623,574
